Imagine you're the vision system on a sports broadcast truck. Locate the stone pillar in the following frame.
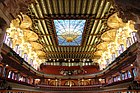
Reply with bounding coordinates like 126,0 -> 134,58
0,17 -> 7,62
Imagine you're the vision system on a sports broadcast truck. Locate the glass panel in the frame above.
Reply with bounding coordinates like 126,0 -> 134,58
112,53 -> 116,61
132,68 -> 137,77
0,66 -> 2,73
125,72 -> 128,79
12,72 -> 15,79
126,37 -> 132,48
117,76 -> 121,81
13,44 -> 19,53
24,53 -> 28,62
131,32 -> 137,43
128,71 -> 132,78
8,71 -> 12,78
54,20 -> 86,46
122,73 -> 125,80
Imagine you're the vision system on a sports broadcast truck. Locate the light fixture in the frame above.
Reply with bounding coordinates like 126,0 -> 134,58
68,59 -> 70,62
72,59 -> 74,61
99,78 -> 102,81
131,64 -> 133,66
6,64 -> 8,67
83,59 -> 86,62
88,79 -> 91,81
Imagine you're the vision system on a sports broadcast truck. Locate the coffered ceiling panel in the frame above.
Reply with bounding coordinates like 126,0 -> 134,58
27,0 -> 115,60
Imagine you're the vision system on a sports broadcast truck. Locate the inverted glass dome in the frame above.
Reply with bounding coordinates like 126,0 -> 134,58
54,20 -> 86,46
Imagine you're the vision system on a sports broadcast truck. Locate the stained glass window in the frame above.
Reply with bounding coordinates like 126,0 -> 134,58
128,71 -> 132,78
54,20 -> 86,46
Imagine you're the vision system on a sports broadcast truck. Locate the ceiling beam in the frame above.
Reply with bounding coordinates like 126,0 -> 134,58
33,16 -> 107,20
45,57 -> 92,60
38,34 -> 101,37
46,51 -> 94,54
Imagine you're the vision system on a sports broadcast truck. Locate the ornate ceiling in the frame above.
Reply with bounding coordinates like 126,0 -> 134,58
27,0 -> 115,61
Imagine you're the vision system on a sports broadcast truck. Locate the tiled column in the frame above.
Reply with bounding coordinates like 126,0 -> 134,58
0,17 -> 7,62
133,20 -> 140,84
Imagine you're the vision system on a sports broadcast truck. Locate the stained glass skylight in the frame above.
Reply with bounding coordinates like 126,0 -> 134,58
54,20 -> 86,46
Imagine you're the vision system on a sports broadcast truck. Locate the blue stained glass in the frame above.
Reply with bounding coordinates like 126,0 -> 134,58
54,20 -> 86,46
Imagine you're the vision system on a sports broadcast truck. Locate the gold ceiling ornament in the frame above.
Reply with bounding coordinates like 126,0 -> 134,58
96,42 -> 109,50
94,50 -> 103,57
28,51 -> 39,59
126,20 -> 137,32
116,28 -> 130,45
12,37 -> 22,48
92,58 -> 99,63
10,13 -> 32,29
107,12 -> 125,28
18,13 -> 32,29
101,29 -> 117,42
36,59 -> 45,64
30,42 -> 43,50
6,28 -> 23,39
23,29 -> 38,42
10,18 -> 20,28
108,42 -> 117,54
36,51 -> 46,58
98,58 -> 106,65
93,56 -> 101,59
20,42 -> 32,53
102,51 -> 111,60
116,37 -> 127,47
61,32 -> 79,42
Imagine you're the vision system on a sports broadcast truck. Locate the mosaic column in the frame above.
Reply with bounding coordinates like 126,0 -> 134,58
134,23 -> 140,84
0,17 -> 7,62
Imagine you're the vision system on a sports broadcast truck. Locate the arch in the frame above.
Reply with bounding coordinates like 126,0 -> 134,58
64,80 -> 75,86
